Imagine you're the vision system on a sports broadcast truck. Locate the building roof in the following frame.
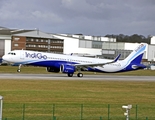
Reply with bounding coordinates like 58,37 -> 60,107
0,26 -> 9,30
0,26 -> 33,35
0,27 -> 61,40
13,30 -> 61,39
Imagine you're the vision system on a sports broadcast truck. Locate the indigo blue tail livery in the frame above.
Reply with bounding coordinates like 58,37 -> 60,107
2,43 -> 146,77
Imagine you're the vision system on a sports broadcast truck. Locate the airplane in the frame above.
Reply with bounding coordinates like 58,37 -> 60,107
2,43 -> 146,77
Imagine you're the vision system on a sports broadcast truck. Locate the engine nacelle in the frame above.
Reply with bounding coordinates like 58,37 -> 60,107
46,67 -> 60,73
60,64 -> 75,74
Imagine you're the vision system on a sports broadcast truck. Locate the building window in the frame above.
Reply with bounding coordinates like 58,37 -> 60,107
45,40 -> 48,42
14,44 -> 19,47
14,37 -> 20,41
92,41 -> 102,48
79,40 -> 92,48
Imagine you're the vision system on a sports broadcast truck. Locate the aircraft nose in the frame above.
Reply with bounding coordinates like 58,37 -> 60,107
2,55 -> 8,61
2,55 -> 5,60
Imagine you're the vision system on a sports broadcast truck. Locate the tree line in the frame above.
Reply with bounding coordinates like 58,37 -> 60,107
105,34 -> 151,44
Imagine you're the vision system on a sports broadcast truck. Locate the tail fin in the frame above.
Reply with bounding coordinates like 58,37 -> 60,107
124,43 -> 146,64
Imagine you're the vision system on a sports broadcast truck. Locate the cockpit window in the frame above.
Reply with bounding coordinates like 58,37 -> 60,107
8,52 -> 16,55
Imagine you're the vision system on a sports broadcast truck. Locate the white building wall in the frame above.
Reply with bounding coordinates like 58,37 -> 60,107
124,43 -> 140,50
84,35 -> 92,40
53,34 -> 102,55
101,37 -> 109,41
102,42 -> 125,49
63,38 -> 79,54
150,36 -> 155,44
103,42 -> 148,51
52,35 -> 79,54
64,39 -> 101,55
147,45 -> 155,61
0,35 -> 12,55
5,40 -> 11,55
76,48 -> 101,55
72,34 -> 80,38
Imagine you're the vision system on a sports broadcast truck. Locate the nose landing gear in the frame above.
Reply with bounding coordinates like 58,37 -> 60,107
17,64 -> 22,73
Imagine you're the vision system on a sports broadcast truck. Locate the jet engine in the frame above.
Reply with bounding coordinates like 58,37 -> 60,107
46,67 -> 60,73
60,64 -> 75,74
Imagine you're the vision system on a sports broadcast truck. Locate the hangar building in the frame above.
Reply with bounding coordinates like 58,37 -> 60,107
0,26 -> 155,63
0,27 -> 64,58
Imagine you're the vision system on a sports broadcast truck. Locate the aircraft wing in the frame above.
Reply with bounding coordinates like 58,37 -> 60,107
74,54 -> 121,68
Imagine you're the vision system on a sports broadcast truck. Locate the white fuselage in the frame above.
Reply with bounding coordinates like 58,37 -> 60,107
2,43 -> 146,77
3,50 -> 125,72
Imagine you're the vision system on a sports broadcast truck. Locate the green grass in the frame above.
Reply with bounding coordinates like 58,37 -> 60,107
1,80 -> 155,120
0,66 -> 155,119
1,80 -> 155,104
0,66 -> 49,74
0,65 -> 155,76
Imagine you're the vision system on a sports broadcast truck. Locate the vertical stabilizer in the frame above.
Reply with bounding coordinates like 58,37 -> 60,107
124,43 -> 146,64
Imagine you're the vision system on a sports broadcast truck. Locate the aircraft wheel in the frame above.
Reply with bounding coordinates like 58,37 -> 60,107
77,73 -> 83,77
17,69 -> 21,73
68,73 -> 73,77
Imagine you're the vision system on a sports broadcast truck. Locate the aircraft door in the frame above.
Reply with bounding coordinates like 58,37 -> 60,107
20,50 -> 25,60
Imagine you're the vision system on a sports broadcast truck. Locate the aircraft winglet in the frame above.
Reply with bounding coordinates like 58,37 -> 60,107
113,54 -> 121,62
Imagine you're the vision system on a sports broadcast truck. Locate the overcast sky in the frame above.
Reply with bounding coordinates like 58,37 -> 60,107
0,0 -> 155,36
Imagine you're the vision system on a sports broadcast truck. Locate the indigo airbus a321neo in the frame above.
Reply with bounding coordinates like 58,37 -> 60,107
2,43 -> 146,77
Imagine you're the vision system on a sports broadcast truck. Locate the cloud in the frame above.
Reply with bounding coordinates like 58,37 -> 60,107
31,11 -> 63,23
0,0 -> 155,36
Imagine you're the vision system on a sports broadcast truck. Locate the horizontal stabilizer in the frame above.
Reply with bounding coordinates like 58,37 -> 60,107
132,64 -> 146,69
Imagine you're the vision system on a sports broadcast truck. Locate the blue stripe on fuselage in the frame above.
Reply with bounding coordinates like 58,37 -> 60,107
25,60 -> 77,67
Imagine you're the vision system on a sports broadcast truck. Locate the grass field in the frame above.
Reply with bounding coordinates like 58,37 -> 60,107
0,66 -> 155,119
0,65 -> 155,75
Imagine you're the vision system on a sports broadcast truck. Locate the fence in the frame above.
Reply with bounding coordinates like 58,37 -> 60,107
3,103 -> 155,120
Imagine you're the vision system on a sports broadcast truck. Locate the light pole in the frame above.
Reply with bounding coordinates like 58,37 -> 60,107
0,96 -> 3,120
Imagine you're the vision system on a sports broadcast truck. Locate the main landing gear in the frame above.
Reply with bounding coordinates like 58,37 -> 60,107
77,68 -> 83,77
68,73 -> 73,77
17,64 -> 22,73
77,73 -> 83,77
67,73 -> 83,77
